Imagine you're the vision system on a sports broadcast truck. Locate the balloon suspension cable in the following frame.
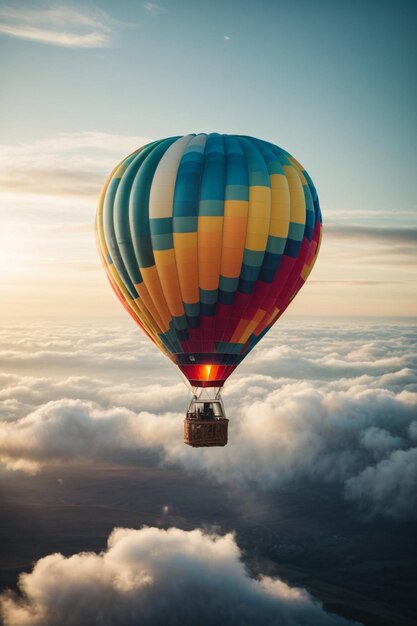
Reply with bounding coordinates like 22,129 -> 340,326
191,386 -> 223,401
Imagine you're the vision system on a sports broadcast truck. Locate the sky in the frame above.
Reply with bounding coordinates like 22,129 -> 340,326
0,0 -> 416,318
1,3 -> 417,626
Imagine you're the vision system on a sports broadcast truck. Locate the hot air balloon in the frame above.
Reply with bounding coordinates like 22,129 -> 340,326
96,134 -> 322,447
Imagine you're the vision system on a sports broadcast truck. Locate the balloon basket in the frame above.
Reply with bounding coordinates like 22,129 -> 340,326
184,416 -> 229,447
183,388 -> 229,448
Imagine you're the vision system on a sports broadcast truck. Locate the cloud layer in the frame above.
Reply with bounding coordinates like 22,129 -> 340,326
0,5 -> 116,48
0,320 -> 416,520
0,526 -> 358,626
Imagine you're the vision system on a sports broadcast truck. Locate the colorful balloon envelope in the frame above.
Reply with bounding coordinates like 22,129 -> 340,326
96,133 -> 322,388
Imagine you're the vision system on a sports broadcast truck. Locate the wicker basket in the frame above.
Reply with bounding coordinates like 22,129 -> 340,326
184,416 -> 229,447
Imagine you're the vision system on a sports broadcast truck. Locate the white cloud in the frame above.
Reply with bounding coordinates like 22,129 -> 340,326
0,373 -> 416,518
224,35 -> 231,41
0,323 -> 172,385
0,4 -> 116,48
0,398 -> 158,473
0,526 -> 359,626
0,23 -> 108,47
0,321 -> 416,520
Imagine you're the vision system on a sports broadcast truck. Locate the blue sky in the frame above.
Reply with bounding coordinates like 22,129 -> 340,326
0,0 -> 416,316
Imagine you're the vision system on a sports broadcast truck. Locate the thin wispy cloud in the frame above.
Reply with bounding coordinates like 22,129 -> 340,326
321,223 -> 417,274
326,209 -> 417,226
0,4 -> 116,48
327,224 -> 417,245
0,132 -> 150,197
142,3 -> 165,17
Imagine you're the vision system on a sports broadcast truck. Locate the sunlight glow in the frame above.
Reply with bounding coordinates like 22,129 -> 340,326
0,231 -> 33,279
0,246 -> 12,275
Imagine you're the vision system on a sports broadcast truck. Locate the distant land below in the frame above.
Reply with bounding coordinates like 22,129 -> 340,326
0,464 -> 415,626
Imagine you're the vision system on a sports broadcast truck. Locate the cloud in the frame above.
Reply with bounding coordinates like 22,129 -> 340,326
0,132 -> 150,198
2,320 -> 415,383
321,223 -> 417,271
0,526 -> 359,626
327,209 -> 417,227
0,398 -> 156,474
345,447 -> 417,519
0,23 -> 108,47
359,426 -> 403,458
0,324 -> 172,385
326,225 -> 417,245
0,377 -> 416,518
224,35 -> 231,41
0,4 -> 116,48
143,3 -> 165,17
1,321 -> 416,520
